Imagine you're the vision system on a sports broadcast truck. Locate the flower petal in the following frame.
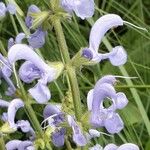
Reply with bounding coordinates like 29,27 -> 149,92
0,2 -> 7,18
118,143 -> 139,150
104,143 -> 118,150
52,128 -> 66,147
73,0 -> 95,20
7,99 -> 24,129
28,28 -> 46,48
108,46 -> 127,66
89,129 -> 100,138
29,81 -> 51,103
87,89 -> 94,111
19,61 -> 41,83
89,144 -> 103,150
7,3 -> 16,15
18,141 -> 33,150
6,140 -> 22,150
104,113 -> 124,134
15,33 -> 26,44
115,92 -> 128,109
0,99 -> 10,107
60,0 -> 74,13
89,14 -> 123,52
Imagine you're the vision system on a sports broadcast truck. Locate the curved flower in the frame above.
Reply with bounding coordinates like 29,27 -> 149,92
82,14 -> 127,66
8,44 -> 56,103
0,2 -> 7,19
7,99 -> 24,129
61,0 -> 95,19
88,75 -> 128,133
27,28 -> 46,48
67,115 -> 87,146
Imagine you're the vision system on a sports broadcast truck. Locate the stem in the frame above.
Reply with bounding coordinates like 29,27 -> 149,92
0,137 -> 5,150
53,19 -> 82,120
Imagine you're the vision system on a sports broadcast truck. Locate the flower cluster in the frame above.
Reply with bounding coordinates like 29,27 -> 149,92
0,0 -> 141,150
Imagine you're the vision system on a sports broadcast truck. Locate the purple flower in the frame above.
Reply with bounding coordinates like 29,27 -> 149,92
82,14 -> 127,66
67,115 -> 87,146
7,99 -> 24,129
61,0 -> 95,19
0,99 -> 10,108
88,75 -> 128,133
104,143 -> 118,150
5,140 -> 34,150
27,28 -> 46,48
25,5 -> 41,28
0,2 -> 7,19
8,44 -> 56,103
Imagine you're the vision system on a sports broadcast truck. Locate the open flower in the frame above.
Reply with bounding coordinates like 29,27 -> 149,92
61,0 -> 95,19
87,75 -> 128,134
82,14 -> 127,66
8,44 -> 56,103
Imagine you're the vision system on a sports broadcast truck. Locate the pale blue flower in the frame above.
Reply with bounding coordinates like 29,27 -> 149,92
87,75 -> 128,133
61,0 -> 95,19
82,14 -> 127,66
8,44 -> 56,103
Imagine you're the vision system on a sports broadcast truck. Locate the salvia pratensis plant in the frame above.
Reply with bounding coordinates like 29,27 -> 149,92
0,0 -> 148,149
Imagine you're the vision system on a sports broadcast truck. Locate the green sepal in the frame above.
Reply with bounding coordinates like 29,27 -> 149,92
0,122 -> 16,134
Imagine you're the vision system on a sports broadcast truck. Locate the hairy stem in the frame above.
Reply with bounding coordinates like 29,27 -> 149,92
53,19 -> 82,120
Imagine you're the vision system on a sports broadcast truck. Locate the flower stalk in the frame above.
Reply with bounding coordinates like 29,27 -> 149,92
52,18 -> 82,121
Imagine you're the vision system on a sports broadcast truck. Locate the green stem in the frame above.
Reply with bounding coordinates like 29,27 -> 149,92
0,137 -> 5,150
53,19 -> 82,120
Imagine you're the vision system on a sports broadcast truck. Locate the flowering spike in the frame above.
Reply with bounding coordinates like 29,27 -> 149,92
7,99 -> 24,129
